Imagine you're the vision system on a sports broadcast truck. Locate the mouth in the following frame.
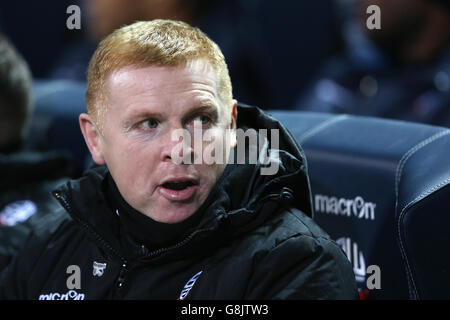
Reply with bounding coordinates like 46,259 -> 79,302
158,178 -> 199,202
162,180 -> 196,190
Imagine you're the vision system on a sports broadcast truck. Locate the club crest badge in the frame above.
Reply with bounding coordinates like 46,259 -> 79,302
92,261 -> 107,277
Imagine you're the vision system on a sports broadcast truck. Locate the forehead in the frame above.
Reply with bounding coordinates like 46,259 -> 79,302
105,60 -> 220,108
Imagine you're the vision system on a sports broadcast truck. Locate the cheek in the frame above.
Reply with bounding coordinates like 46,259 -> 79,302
108,142 -> 161,208
105,138 -> 159,185
197,163 -> 226,205
200,128 -> 231,162
196,137 -> 226,190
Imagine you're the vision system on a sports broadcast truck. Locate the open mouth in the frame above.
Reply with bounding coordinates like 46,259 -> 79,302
162,180 -> 196,191
158,178 -> 199,202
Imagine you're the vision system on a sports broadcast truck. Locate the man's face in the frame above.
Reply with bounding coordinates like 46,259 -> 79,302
84,60 -> 236,223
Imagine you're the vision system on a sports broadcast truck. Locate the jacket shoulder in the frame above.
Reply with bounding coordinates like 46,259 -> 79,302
0,209 -> 77,299
21,207 -> 74,245
242,207 -> 358,299
251,206 -> 333,249
277,206 -> 332,240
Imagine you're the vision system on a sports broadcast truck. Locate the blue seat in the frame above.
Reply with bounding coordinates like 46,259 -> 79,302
269,110 -> 450,299
28,79 -> 89,172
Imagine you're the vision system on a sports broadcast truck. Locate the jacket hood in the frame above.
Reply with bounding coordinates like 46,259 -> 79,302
231,103 -> 312,216
53,104 -> 313,261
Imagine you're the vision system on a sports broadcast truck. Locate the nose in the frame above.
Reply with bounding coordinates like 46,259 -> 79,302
160,126 -> 196,164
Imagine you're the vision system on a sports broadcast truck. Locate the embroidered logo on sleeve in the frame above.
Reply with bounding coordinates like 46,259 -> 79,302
93,261 -> 107,277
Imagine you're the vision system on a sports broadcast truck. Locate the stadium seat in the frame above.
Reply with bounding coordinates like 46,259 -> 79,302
28,79 -> 89,172
269,110 -> 450,299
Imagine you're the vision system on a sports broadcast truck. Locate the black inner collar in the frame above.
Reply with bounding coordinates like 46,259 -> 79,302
105,173 -> 207,251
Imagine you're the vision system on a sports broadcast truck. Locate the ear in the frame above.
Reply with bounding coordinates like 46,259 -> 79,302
79,113 -> 106,165
229,100 -> 238,148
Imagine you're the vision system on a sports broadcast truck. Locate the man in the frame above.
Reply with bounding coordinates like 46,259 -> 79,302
0,20 -> 357,299
0,34 -> 75,270
296,0 -> 450,127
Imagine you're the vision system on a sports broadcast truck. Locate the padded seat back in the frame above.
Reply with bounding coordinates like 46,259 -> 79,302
270,110 -> 450,299
28,79 -> 89,172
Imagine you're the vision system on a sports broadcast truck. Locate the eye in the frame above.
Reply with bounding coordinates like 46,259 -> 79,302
138,119 -> 159,130
193,115 -> 212,126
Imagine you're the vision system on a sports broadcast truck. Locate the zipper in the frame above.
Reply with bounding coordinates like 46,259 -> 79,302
53,191 -> 129,288
53,190 -> 217,286
116,263 -> 128,288
141,192 -> 287,258
145,233 -> 196,258
262,188 -> 293,204
114,233 -> 199,288
53,191 -> 127,264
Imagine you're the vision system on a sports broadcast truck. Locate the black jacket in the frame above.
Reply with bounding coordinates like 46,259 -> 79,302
0,105 -> 358,300
0,151 -> 75,270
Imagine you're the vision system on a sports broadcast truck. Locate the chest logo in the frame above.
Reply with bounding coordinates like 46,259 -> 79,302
93,261 -> 107,277
178,271 -> 203,300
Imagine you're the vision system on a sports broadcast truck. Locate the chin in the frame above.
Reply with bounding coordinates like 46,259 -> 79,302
157,207 -> 196,224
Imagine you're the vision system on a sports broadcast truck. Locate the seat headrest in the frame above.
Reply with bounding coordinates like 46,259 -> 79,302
28,79 -> 89,172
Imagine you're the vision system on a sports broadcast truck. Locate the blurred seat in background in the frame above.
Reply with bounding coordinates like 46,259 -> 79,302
270,109 -> 450,299
0,35 -> 76,271
29,79 -> 88,172
296,0 -> 450,127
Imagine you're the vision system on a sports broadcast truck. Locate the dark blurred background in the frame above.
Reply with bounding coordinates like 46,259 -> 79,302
0,0 -> 449,172
2,0 -> 449,119
0,0 -> 341,109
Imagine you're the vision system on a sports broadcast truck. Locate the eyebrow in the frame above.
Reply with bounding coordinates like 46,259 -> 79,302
181,104 -> 219,123
121,110 -> 163,131
121,103 -> 219,130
